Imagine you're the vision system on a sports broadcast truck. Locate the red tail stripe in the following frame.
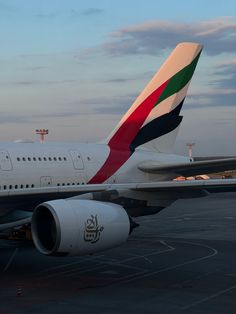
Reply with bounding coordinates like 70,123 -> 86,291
88,80 -> 169,184
109,80 -> 169,149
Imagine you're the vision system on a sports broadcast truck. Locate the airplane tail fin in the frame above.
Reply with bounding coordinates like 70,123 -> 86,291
105,42 -> 203,153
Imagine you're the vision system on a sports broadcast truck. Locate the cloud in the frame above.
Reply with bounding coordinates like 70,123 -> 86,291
25,66 -> 48,71
188,59 -> 236,107
35,12 -> 57,19
81,8 -> 103,16
82,94 -> 137,114
213,60 -> 236,89
99,17 -> 236,56
4,79 -> 77,86
105,71 -> 154,84
37,111 -> 84,119
0,110 -> 90,125
0,112 -> 34,124
187,88 -> 236,109
105,78 -> 130,83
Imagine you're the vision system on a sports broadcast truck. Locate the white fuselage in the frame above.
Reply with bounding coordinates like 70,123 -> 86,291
0,141 -> 190,191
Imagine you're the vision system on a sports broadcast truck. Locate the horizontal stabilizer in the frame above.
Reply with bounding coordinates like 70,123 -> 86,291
138,158 -> 236,177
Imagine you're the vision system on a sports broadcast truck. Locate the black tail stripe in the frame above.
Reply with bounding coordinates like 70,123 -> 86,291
171,98 -> 185,116
130,115 -> 182,151
129,100 -> 184,151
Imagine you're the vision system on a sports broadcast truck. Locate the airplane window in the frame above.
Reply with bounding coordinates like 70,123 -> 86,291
58,157 -> 62,161
43,157 -> 47,161
28,157 -> 31,161
20,184 -> 24,189
53,157 -> 57,161
57,183 -> 60,186
72,183 -> 75,185
63,157 -> 67,161
48,157 -> 52,161
22,157 -> 26,161
9,185 -> 12,189
15,185 -> 18,189
62,183 -> 65,186
17,157 -> 20,161
26,184 -> 29,188
38,157 -> 41,161
3,185 -> 6,190
33,157 -> 36,161
31,184 -> 34,188
67,183 -> 70,185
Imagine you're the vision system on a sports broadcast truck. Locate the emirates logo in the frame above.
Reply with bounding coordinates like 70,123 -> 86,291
84,214 -> 104,244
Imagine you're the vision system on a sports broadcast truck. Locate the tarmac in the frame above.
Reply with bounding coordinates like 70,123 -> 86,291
1,192 -> 236,314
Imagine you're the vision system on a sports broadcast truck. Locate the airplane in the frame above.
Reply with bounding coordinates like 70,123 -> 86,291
0,42 -> 236,257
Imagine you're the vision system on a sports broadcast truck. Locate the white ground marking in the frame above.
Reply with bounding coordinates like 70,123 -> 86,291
38,240 -> 173,279
65,240 -> 175,277
181,284 -> 236,311
3,248 -> 18,273
39,254 -> 106,279
114,240 -> 218,284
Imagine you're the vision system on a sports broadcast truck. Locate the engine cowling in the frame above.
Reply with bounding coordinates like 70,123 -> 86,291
31,199 -> 132,256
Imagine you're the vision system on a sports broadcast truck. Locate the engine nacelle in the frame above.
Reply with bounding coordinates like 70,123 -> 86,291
31,199 -> 132,256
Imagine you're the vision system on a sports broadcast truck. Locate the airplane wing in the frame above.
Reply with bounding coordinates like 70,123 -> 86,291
130,178 -> 236,192
0,179 -> 236,250
0,178 -> 236,214
138,158 -> 236,177
194,156 -> 236,161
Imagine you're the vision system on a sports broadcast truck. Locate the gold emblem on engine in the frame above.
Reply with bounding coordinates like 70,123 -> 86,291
84,214 -> 104,244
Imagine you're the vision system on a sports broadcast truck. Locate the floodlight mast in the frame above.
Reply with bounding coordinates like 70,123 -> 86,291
186,142 -> 195,158
36,129 -> 48,143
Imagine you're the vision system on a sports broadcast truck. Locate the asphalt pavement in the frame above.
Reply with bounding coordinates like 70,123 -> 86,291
1,192 -> 236,314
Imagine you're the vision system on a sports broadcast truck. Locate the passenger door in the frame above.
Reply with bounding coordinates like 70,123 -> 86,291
0,150 -> 13,171
40,176 -> 52,187
69,150 -> 84,170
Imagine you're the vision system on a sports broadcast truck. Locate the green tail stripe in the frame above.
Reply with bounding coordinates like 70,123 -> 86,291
155,50 -> 202,106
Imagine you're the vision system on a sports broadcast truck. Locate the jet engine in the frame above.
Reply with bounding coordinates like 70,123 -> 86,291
31,199 -> 136,256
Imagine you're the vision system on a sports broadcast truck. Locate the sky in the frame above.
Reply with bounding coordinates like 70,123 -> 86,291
0,0 -> 236,155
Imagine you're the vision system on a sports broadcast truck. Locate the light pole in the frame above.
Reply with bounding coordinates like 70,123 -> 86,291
186,142 -> 195,158
36,129 -> 48,143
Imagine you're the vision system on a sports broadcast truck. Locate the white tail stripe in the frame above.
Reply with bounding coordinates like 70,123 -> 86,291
142,83 -> 190,127
118,44 -> 200,121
